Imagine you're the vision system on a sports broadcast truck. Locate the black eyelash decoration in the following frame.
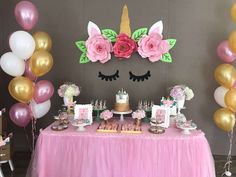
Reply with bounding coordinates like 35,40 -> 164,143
129,70 -> 151,82
98,70 -> 119,81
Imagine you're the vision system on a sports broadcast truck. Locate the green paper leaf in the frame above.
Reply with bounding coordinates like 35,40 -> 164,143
131,28 -> 148,41
160,53 -> 172,63
167,39 -> 176,50
75,41 -> 87,52
80,53 -> 90,64
102,29 -> 118,42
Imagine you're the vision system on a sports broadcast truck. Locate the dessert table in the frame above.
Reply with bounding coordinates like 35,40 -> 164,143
27,120 -> 216,177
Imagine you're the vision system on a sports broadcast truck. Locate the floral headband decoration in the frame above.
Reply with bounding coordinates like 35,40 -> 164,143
75,5 -> 176,64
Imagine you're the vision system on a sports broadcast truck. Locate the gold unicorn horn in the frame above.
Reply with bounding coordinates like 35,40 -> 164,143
119,5 -> 131,37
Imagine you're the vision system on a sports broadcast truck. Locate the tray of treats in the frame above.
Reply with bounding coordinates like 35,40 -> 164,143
120,123 -> 142,134
51,121 -> 68,131
96,121 -> 119,133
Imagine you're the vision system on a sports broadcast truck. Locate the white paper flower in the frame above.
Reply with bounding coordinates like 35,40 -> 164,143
184,87 -> 194,100
58,83 -> 80,98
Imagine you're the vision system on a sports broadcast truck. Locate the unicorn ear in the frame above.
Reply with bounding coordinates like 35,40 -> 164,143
149,21 -> 163,35
88,21 -> 101,37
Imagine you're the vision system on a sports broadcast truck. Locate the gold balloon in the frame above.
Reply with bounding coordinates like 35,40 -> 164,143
225,89 -> 236,112
228,30 -> 236,53
213,108 -> 235,132
8,76 -> 34,103
33,31 -> 52,51
214,64 -> 236,88
231,3 -> 236,23
30,50 -> 53,77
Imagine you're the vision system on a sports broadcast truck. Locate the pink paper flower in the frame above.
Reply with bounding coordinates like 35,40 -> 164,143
100,110 -> 113,120
132,110 -> 146,120
170,86 -> 185,100
137,33 -> 169,62
86,34 -> 112,64
113,33 -> 137,59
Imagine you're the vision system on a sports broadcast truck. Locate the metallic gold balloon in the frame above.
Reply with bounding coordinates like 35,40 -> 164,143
213,108 -> 235,132
231,3 -> 236,23
30,50 -> 53,77
225,89 -> 236,112
229,30 -> 236,53
33,31 -> 52,51
8,76 -> 34,103
214,64 -> 236,88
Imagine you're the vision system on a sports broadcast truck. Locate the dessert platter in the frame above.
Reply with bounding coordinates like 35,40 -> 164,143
71,119 -> 89,131
51,122 -> 68,131
120,123 -> 142,134
176,120 -> 197,134
96,121 -> 119,133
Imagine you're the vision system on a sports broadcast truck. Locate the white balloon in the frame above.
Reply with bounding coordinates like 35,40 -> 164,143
9,31 -> 35,60
30,99 -> 51,119
0,52 -> 25,76
214,86 -> 228,107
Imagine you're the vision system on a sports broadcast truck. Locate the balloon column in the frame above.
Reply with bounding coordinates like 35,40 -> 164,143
213,3 -> 236,176
0,1 -> 54,149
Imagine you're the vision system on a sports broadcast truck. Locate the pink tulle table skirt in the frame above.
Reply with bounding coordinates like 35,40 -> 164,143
27,121 -> 215,177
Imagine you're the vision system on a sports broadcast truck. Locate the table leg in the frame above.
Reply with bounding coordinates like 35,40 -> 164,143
8,160 -> 14,171
120,114 -> 124,121
0,166 -> 3,177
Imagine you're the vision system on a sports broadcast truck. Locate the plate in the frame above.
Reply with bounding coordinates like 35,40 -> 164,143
148,126 -> 165,134
51,123 -> 68,131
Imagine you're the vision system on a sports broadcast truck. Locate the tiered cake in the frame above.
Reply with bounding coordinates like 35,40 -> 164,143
114,89 -> 130,112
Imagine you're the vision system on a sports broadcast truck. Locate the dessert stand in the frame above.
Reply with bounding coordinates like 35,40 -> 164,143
111,110 -> 132,121
176,122 -> 197,134
143,109 -> 152,122
94,108 -> 105,121
51,111 -> 69,131
91,100 -> 107,121
149,118 -> 165,134
71,120 -> 86,131
137,100 -> 153,122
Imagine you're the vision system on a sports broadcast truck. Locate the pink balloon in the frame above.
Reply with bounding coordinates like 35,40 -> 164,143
217,40 -> 236,63
9,103 -> 32,127
14,1 -> 39,31
34,80 -> 54,103
24,60 -> 37,81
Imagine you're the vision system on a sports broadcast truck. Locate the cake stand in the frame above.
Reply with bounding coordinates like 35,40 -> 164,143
176,122 -> 197,134
71,120 -> 86,132
111,110 -> 132,121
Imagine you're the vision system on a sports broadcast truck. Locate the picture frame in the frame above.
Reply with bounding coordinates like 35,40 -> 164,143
151,105 -> 170,128
74,104 -> 93,125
